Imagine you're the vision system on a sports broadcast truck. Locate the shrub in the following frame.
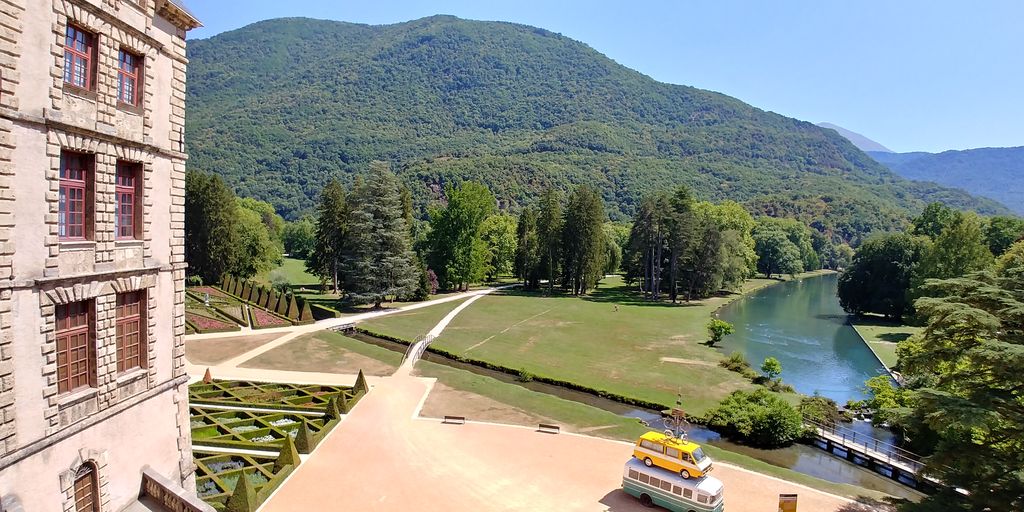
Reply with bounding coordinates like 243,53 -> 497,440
706,318 -> 734,345
799,394 -> 841,425
517,369 -> 535,382
705,389 -> 803,447
761,356 -> 782,381
186,275 -> 203,286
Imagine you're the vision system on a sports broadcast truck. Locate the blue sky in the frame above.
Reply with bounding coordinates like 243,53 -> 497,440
187,1 -> 1023,153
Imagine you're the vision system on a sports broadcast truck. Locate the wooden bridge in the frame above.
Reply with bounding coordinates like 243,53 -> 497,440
803,418 -> 940,492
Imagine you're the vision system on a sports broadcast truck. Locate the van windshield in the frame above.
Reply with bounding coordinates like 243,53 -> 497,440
692,447 -> 706,462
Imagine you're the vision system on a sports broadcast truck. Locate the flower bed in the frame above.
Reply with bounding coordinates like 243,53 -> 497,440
249,306 -> 291,329
186,312 -> 239,333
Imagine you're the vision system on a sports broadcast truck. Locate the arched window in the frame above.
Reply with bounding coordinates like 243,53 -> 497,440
72,463 -> 99,512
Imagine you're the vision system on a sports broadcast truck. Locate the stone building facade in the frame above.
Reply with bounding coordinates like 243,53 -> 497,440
0,1 -> 201,510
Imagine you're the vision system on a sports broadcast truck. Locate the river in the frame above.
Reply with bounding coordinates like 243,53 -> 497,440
716,272 -> 889,405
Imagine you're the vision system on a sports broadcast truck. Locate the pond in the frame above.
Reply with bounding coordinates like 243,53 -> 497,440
716,272 -> 889,405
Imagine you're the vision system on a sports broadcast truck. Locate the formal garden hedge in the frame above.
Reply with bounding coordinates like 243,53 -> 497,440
191,376 -> 373,510
219,275 -> 315,326
194,448 -> 297,511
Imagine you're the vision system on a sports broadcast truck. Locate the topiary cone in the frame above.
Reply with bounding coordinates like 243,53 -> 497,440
337,393 -> 351,414
224,469 -> 258,512
274,435 -> 300,472
354,369 -> 369,394
294,418 -> 314,454
202,368 -> 213,384
323,397 -> 338,420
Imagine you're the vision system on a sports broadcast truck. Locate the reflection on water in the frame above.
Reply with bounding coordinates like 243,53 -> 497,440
717,273 -> 889,405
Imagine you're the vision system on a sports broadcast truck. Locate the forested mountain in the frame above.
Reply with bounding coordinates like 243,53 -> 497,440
816,123 -> 892,153
185,16 -> 1008,243
869,148 -> 1024,215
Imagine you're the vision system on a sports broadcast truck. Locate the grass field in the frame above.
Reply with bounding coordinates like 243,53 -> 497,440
241,330 -> 403,376
257,257 -> 320,286
360,296 -> 472,341
363,274 -> 827,415
850,316 -> 922,369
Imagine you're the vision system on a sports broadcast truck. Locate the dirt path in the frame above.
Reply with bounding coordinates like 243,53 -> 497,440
658,356 -> 718,367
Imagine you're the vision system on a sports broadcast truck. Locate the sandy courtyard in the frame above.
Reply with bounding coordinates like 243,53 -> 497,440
261,371 -> 859,512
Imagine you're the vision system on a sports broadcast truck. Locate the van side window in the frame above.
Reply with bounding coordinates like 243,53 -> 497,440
650,476 -> 662,488
640,439 -> 661,451
665,447 -> 681,459
698,494 -> 709,504
672,485 -> 682,495
659,480 -> 671,491
628,469 -> 639,480
683,488 -> 693,499
639,473 -> 650,484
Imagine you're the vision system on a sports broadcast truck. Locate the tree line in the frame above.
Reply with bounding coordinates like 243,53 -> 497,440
838,202 -> 1024,320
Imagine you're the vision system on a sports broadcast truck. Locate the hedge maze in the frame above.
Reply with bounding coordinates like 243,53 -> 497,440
190,374 -> 370,510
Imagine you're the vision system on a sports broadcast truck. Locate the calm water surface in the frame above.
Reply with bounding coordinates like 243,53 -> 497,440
717,272 -> 889,404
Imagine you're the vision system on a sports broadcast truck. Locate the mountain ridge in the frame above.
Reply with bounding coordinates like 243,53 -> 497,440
869,147 -> 1024,215
184,16 -> 1009,243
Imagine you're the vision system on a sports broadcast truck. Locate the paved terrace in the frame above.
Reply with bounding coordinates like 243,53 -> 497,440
185,285 -> 861,511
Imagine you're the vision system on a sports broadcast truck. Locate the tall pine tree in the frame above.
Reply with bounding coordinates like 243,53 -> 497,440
537,189 -> 563,294
515,207 -> 540,288
344,162 -> 418,307
307,180 -> 348,294
561,186 -> 606,295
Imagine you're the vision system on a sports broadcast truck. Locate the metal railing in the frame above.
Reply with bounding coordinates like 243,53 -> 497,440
803,418 -> 925,474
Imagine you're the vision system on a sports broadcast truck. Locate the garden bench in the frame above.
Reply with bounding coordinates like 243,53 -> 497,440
442,415 -> 466,424
537,423 -> 560,434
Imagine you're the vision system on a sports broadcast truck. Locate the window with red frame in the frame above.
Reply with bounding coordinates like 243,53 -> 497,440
117,50 -> 142,106
116,291 -> 146,372
115,162 -> 141,239
64,24 -> 95,90
60,151 -> 92,241
73,462 -> 99,512
56,301 -> 95,394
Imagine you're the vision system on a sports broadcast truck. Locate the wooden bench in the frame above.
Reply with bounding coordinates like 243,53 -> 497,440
538,423 -> 560,434
442,415 -> 466,425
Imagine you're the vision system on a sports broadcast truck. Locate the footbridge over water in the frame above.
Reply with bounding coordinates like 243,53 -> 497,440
804,418 -> 941,493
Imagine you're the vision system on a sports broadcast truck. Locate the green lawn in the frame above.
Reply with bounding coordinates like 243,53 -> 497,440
850,316 -> 922,369
360,297 -> 472,341
257,257 -> 320,287
364,274 -> 824,415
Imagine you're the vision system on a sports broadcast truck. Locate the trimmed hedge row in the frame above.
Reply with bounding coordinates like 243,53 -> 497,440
353,328 -> 671,413
309,302 -> 342,320
220,275 -> 314,325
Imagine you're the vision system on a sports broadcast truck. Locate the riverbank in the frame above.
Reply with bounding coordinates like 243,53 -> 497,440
849,317 -> 922,370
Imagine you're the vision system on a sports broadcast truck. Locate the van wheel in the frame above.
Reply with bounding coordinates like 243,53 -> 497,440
643,457 -> 653,467
679,469 -> 691,479
639,493 -> 654,507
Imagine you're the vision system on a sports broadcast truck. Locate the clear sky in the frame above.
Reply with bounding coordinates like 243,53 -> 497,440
186,1 -> 1023,153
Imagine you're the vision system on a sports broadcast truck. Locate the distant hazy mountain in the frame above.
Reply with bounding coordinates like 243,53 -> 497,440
817,123 -> 893,153
869,148 -> 1024,215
